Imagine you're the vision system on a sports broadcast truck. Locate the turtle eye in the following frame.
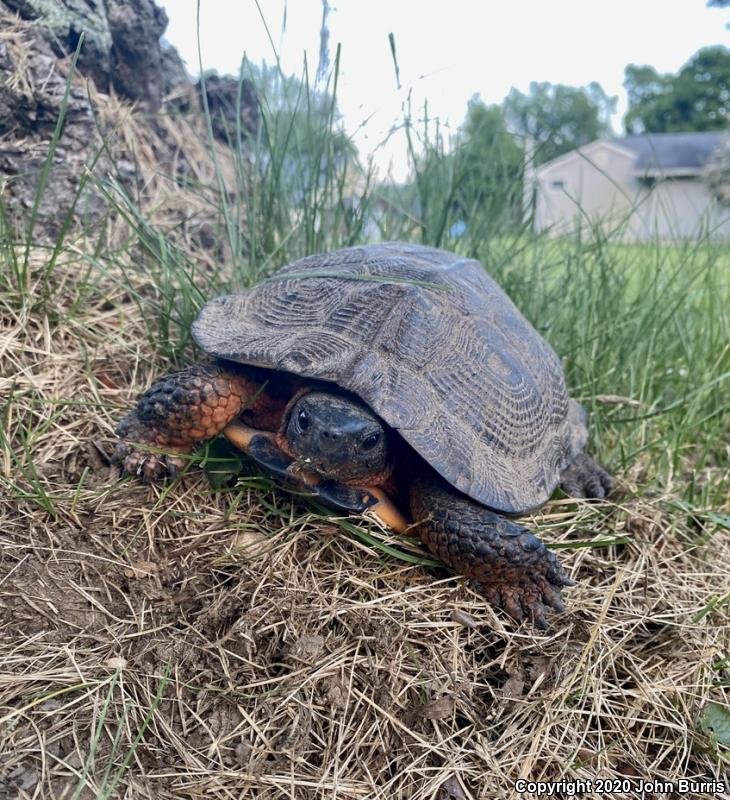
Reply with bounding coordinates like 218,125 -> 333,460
361,431 -> 381,451
297,408 -> 310,431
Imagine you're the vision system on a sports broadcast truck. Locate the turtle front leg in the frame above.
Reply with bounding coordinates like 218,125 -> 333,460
409,469 -> 574,629
114,363 -> 260,481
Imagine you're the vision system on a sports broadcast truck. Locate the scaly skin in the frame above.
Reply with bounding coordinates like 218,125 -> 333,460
409,468 -> 574,629
113,363 -> 258,480
560,453 -> 613,499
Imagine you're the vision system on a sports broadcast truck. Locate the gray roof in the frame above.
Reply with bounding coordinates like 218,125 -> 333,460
611,132 -> 728,172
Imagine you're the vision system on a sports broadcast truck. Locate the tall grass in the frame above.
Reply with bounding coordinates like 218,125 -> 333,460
1,26 -> 728,800
1,38 -> 728,508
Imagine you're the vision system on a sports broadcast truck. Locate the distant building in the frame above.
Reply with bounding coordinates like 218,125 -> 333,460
531,132 -> 730,241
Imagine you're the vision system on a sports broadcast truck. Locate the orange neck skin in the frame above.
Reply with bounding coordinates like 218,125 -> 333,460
274,386 -> 312,459
231,364 -> 304,432
274,387 -> 399,492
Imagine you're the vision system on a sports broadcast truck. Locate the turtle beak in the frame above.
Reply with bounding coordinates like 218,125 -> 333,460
291,455 -> 326,477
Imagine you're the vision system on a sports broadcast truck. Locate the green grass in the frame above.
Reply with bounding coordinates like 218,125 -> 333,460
0,32 -> 728,799
485,236 -> 730,504
1,47 -> 728,514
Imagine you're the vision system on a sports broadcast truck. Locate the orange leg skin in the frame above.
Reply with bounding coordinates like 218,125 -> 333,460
361,487 -> 413,534
114,363 -> 265,481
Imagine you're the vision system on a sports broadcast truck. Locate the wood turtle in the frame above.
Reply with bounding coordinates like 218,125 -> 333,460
114,242 -> 612,627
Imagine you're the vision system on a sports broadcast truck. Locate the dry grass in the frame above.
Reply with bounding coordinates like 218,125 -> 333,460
1,11 -> 728,794
1,256 -> 728,799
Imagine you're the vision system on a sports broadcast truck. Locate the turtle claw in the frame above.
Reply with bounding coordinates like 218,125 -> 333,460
470,562 -> 572,630
471,539 -> 573,628
472,572 -> 568,630
112,439 -> 187,482
535,577 -> 567,614
138,452 -> 186,482
501,586 -> 527,625
525,601 -> 548,631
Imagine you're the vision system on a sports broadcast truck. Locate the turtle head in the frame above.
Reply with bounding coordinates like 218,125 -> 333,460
284,391 -> 392,483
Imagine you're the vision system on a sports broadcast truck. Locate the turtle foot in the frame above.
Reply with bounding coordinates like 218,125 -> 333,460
560,453 -> 613,499
113,364 -> 255,483
113,416 -> 189,481
472,562 -> 574,630
410,469 -> 574,629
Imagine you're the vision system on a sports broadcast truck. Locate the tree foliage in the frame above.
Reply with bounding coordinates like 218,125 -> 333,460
405,97 -> 524,245
249,62 -> 355,163
502,81 -> 616,165
219,60 -> 363,255
452,99 -> 524,221
624,46 -> 730,133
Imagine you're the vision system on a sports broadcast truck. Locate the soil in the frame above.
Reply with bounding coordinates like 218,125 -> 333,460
1,255 -> 728,798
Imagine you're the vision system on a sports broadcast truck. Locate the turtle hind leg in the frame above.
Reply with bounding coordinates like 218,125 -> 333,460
560,453 -> 613,499
409,469 -> 574,629
114,362 -> 258,481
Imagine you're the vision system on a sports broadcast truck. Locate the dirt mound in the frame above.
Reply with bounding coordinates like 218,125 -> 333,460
5,0 -> 177,109
0,0 -> 257,240
0,258 -> 728,798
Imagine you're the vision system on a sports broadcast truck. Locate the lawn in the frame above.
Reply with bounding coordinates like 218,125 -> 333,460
0,56 -> 728,799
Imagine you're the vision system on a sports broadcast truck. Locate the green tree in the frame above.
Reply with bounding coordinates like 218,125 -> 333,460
624,46 -> 730,133
452,98 -> 524,222
234,60 -> 361,255
502,81 -> 616,165
248,62 -> 356,174
404,97 -> 524,245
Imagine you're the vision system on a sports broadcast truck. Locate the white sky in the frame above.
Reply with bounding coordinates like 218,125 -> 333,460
161,0 -> 729,181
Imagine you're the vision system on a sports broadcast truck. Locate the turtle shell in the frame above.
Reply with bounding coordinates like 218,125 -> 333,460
191,243 -> 586,513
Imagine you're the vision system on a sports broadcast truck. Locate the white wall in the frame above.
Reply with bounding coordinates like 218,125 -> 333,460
533,144 -> 730,241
